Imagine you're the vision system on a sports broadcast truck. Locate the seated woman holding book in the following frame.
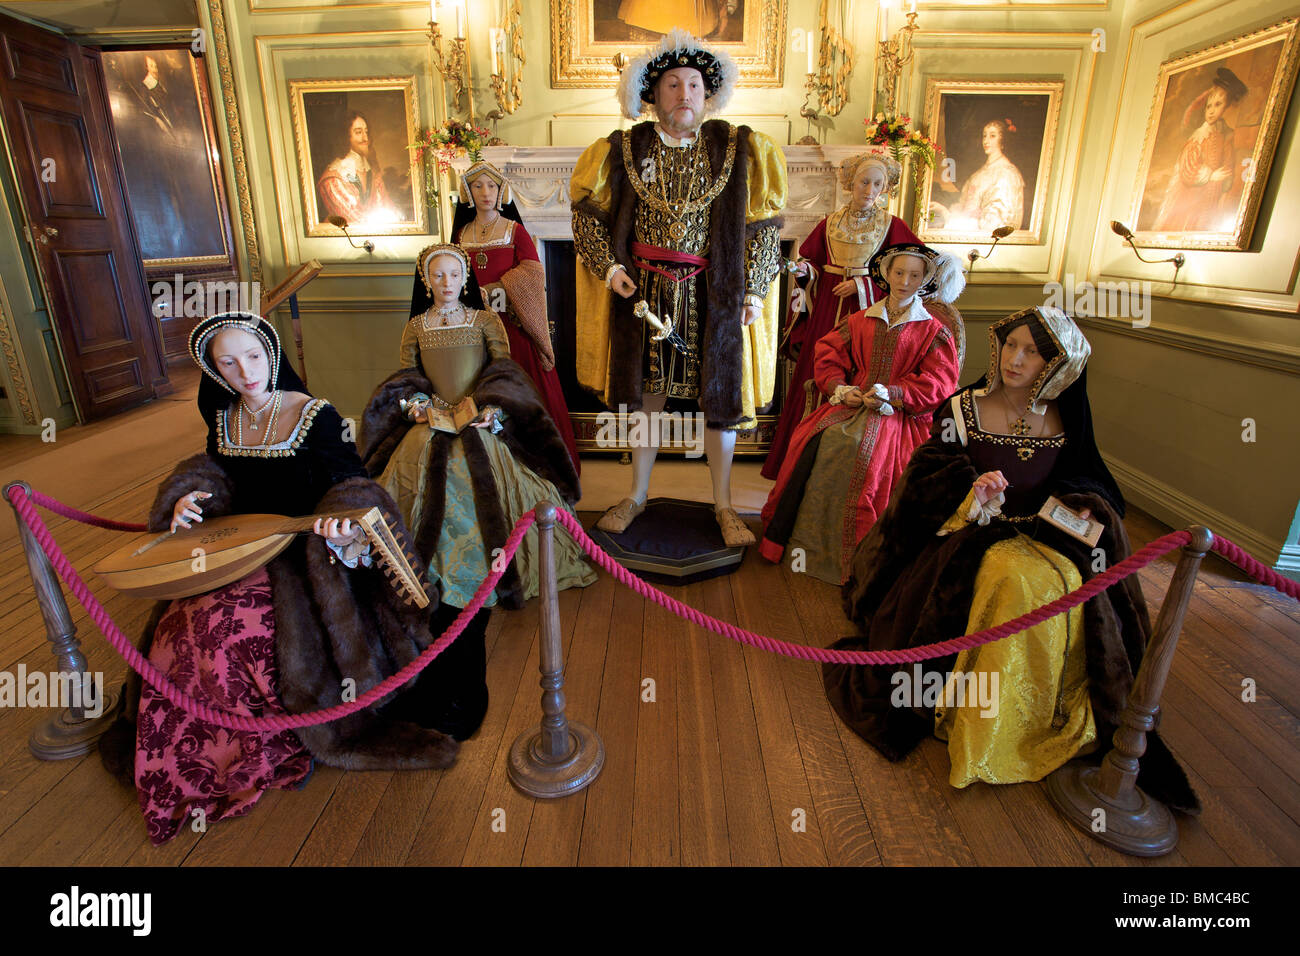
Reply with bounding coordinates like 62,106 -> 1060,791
362,244 -> 594,625
823,306 -> 1198,812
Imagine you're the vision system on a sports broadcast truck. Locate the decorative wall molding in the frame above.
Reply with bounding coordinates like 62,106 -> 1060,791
0,300 -> 37,425
1103,452 -> 1283,569
1076,314 -> 1300,375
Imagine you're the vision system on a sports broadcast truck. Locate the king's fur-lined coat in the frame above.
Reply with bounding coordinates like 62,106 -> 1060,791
572,119 -> 781,428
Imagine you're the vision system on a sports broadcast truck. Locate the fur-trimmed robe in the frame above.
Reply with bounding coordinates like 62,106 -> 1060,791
572,119 -> 780,427
826,421 -> 1201,814
100,455 -> 458,784
360,358 -> 581,611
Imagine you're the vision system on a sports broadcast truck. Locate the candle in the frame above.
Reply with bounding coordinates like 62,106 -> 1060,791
455,2 -> 463,39
807,30 -> 815,75
491,29 -> 500,76
430,0 -> 438,24
879,0 -> 890,42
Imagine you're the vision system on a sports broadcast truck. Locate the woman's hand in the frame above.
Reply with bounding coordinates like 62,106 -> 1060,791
469,405 -> 502,431
973,471 -> 1009,506
170,491 -> 212,532
832,279 -> 858,298
790,259 -> 811,279
839,386 -> 865,407
313,516 -> 364,548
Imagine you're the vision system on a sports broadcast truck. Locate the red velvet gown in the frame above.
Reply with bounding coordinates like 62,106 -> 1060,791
759,297 -> 961,584
457,219 -> 581,474
761,211 -> 917,480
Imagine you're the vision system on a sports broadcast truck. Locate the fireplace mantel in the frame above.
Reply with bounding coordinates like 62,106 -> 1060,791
481,144 -> 876,244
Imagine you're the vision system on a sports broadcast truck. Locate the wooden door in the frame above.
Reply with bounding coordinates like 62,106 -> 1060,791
0,12 -> 167,420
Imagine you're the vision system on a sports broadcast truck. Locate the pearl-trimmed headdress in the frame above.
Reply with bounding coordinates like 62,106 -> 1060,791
188,312 -> 281,396
416,243 -> 471,296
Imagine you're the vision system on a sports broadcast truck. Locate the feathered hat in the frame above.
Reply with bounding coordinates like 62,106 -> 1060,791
617,27 -> 739,121
867,242 -> 967,305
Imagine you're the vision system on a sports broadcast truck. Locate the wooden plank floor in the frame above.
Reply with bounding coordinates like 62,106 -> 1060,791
0,400 -> 1297,866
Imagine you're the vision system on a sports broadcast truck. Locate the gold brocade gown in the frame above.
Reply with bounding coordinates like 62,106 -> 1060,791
931,393 -> 1097,787
378,308 -> 595,607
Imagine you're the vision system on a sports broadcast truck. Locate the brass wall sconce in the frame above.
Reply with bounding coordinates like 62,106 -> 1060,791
488,0 -> 524,122
326,215 -> 374,254
428,1 -> 470,116
875,0 -> 919,113
967,225 -> 1015,272
1110,221 -> 1185,283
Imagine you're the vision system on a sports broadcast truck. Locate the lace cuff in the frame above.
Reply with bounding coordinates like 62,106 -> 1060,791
327,535 -> 373,568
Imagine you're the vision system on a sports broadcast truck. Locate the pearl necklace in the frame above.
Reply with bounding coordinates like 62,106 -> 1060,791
237,390 -> 282,447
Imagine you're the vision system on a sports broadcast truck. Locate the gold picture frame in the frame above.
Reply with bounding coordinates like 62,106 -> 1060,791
1128,17 -> 1299,251
917,79 -> 1063,245
288,76 -> 427,237
550,0 -> 787,88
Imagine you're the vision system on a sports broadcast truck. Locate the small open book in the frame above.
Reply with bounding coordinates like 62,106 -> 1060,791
425,396 -> 479,434
1037,496 -> 1104,546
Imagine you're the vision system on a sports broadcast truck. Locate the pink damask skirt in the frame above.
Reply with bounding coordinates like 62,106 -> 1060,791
134,566 -> 313,845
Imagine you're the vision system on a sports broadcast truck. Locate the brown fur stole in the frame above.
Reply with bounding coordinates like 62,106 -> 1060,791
99,454 -> 457,784
572,119 -> 781,427
829,439 -> 1200,814
360,359 -> 580,611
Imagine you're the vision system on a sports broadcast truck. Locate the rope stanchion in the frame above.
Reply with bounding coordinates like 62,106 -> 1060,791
506,502 -> 604,797
4,481 -> 123,758
1046,527 -> 1214,857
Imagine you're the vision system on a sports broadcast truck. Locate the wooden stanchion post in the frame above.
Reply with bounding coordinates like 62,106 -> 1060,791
507,501 -> 604,797
1046,525 -> 1212,856
4,481 -> 122,758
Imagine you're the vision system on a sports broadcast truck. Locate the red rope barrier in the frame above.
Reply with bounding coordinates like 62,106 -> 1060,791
6,484 -> 522,732
7,485 -> 1296,729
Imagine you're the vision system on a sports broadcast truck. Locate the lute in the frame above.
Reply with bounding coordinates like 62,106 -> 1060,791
93,507 -> 429,606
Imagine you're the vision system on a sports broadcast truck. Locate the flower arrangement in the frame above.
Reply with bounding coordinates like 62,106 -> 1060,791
863,111 -> 942,222
409,119 -> 492,206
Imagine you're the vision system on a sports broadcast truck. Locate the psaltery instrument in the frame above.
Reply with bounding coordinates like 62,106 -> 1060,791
93,507 -> 429,607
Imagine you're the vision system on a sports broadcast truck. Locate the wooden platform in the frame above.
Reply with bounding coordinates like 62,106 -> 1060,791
0,396 -> 1297,866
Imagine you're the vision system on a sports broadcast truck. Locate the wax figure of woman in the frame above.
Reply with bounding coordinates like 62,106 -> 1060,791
99,313 -> 464,845
823,307 -> 1198,811
762,150 -> 918,479
759,242 -> 965,585
365,245 -> 594,630
407,161 -> 580,474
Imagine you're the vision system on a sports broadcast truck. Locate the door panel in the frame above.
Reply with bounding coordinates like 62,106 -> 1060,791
0,12 -> 166,421
19,105 -> 103,215
3,35 -> 77,94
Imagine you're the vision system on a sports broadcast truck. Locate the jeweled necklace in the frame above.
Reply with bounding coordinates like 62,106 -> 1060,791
430,301 -> 468,327
474,211 -> 499,243
1000,387 -> 1037,438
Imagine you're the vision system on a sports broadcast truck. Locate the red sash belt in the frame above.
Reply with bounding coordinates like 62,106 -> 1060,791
631,241 -> 709,282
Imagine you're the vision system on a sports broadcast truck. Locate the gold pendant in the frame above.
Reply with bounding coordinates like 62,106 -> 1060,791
1017,447 -> 1035,461
476,252 -> 488,268
669,220 -> 688,241
1010,417 -> 1031,437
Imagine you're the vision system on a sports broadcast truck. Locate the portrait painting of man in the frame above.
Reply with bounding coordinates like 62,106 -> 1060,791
103,49 -> 231,267
290,78 -> 425,237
